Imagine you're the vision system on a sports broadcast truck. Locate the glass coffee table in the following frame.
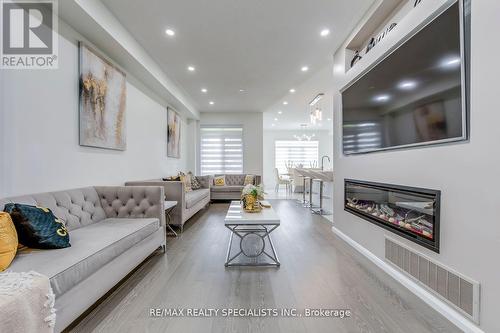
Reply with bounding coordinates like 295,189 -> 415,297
224,201 -> 280,267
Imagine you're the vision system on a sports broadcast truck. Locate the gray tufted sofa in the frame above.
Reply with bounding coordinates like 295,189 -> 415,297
211,174 -> 262,200
125,177 -> 211,232
0,186 -> 165,332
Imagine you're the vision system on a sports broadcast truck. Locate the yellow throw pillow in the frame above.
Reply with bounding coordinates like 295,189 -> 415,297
179,173 -> 192,192
243,174 -> 255,185
214,175 -> 226,186
0,212 -> 18,271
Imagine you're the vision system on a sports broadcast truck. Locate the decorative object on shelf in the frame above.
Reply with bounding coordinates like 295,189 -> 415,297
365,23 -> 397,54
414,0 -> 423,7
350,50 -> 362,68
79,42 -> 126,151
167,107 -> 181,158
241,184 -> 265,212
294,124 -> 315,141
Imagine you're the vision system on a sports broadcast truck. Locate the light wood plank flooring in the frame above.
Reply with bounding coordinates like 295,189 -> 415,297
70,200 -> 461,333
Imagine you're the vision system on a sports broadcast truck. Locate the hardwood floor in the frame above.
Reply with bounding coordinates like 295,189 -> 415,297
70,200 -> 461,333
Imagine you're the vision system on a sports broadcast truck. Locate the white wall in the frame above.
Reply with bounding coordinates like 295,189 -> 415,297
262,129 -> 333,188
333,1 -> 499,332
199,112 -> 263,176
0,20 -> 191,197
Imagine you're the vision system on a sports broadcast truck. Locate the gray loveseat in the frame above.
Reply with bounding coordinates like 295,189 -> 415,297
211,174 -> 262,200
0,186 -> 165,332
125,177 -> 211,232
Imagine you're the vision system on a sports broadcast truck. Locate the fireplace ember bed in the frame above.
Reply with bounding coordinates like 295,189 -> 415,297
344,179 -> 441,253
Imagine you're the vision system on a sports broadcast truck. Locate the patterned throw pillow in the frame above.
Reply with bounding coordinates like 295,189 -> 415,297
189,172 -> 202,190
0,212 -> 18,271
243,174 -> 255,185
214,175 -> 226,186
3,204 -> 70,249
179,172 -> 192,192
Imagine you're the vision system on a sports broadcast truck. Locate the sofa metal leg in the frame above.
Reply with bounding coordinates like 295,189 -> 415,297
180,225 -> 184,233
161,244 -> 166,253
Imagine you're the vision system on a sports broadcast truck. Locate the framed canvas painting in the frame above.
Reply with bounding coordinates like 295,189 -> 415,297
167,107 -> 181,158
79,42 -> 127,150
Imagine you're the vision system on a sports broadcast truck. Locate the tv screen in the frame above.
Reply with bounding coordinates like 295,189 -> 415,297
342,2 -> 469,155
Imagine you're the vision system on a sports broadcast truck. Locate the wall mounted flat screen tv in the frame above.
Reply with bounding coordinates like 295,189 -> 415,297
342,1 -> 470,155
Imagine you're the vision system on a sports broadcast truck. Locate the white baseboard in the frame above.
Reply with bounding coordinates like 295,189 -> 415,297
331,226 -> 484,333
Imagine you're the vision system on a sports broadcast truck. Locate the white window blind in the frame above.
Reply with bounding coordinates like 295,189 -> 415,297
275,140 -> 319,173
200,126 -> 244,175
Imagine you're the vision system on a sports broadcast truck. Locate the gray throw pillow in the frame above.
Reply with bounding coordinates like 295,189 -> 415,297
189,172 -> 202,190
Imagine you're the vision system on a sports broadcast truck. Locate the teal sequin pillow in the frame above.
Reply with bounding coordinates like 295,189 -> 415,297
3,203 -> 70,249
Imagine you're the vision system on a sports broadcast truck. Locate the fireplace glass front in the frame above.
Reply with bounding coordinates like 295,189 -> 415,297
344,180 -> 440,252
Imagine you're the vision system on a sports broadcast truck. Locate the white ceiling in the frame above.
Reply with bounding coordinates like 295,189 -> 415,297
263,65 -> 334,130
101,0 -> 373,119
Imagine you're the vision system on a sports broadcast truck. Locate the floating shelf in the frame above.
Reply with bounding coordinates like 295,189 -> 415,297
345,0 -> 406,72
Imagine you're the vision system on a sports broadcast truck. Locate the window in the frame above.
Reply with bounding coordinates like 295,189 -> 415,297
275,140 -> 319,173
200,126 -> 244,175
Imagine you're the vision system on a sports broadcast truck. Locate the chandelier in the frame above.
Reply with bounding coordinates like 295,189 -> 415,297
294,124 -> 315,141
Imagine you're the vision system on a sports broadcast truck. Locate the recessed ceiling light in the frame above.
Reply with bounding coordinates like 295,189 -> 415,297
320,28 -> 330,37
209,101 -> 214,105
187,66 -> 195,72
278,111 -> 282,114
301,66 -> 309,72
327,118 -> 332,121
239,89 -> 245,92
289,88 -> 296,93
283,101 -> 288,105
165,29 -> 175,36
374,94 -> 390,102
201,88 -> 207,93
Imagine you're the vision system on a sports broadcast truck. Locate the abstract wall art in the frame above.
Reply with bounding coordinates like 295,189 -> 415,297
167,107 -> 181,158
79,42 -> 127,150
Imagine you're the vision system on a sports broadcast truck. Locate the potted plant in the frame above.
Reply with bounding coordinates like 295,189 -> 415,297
241,184 -> 265,212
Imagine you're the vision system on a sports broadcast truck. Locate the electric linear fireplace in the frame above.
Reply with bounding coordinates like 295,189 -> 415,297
344,180 -> 441,253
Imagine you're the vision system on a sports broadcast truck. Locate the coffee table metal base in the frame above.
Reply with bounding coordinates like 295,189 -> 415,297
225,224 -> 280,267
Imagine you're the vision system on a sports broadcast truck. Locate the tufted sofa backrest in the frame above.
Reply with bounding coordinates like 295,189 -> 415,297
95,186 -> 164,226
217,174 -> 246,186
0,187 -> 107,231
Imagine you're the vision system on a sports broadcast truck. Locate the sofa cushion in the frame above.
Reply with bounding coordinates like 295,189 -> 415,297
7,217 -> 159,297
4,203 -> 70,249
0,212 -> 18,271
244,175 -> 255,185
213,175 -> 226,186
185,189 -> 210,209
211,185 -> 244,193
